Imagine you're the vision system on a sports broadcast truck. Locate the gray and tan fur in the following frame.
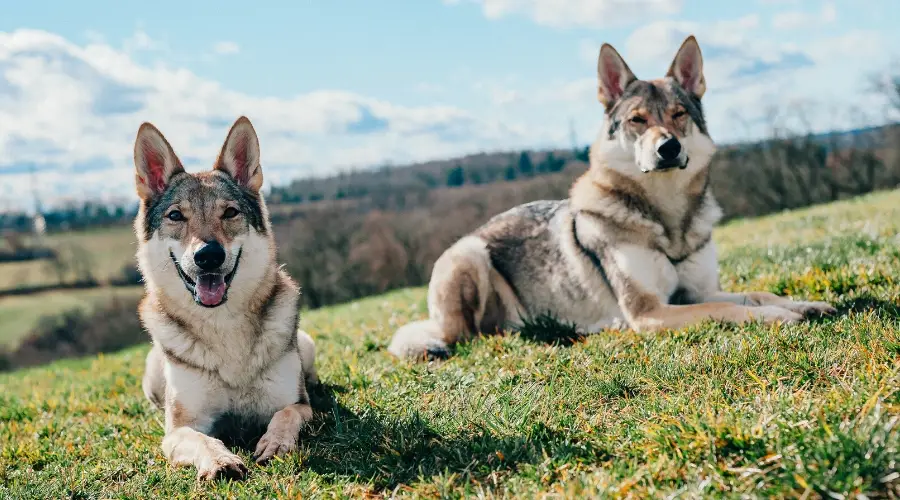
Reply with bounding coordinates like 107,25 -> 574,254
134,116 -> 318,480
388,36 -> 836,360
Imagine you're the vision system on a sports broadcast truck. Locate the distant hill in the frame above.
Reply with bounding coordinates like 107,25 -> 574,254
1,123 -> 896,235
269,124 -> 898,209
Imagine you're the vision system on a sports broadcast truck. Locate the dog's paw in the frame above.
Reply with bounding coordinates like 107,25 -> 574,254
752,305 -> 804,325
197,451 -> 247,481
253,429 -> 298,464
780,300 -> 837,318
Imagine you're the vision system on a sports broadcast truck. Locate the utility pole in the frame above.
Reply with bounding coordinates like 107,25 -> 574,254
30,164 -> 46,241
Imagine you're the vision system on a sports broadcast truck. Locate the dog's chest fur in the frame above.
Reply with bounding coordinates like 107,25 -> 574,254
641,174 -> 719,259
141,272 -> 301,392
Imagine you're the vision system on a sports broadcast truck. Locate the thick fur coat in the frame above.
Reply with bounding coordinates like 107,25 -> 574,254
134,116 -> 317,480
388,36 -> 836,360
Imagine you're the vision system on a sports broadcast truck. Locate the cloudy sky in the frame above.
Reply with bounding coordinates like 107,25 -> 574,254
0,0 -> 897,211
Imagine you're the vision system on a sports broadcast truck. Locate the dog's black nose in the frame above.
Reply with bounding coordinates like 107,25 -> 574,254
194,241 -> 226,271
656,137 -> 682,161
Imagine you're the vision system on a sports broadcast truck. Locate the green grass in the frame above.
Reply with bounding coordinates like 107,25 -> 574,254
0,286 -> 144,348
0,226 -> 136,291
2,191 -> 900,498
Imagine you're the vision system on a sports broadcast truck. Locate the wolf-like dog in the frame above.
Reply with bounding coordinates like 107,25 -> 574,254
388,35 -> 836,360
134,116 -> 318,480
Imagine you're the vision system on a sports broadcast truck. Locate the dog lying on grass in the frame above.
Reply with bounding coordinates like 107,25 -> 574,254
134,116 -> 318,480
389,35 -> 836,360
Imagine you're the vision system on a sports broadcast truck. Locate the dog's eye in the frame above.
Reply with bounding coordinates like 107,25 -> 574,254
673,110 -> 687,120
222,207 -> 240,219
166,210 -> 185,222
630,116 -> 647,124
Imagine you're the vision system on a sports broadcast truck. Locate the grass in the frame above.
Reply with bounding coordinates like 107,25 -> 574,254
0,286 -> 144,348
0,226 -> 136,291
1,190 -> 900,498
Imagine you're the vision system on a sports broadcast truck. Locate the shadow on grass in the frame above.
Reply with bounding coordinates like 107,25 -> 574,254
511,313 -> 587,347
299,383 -> 607,492
834,295 -> 900,318
209,382 -> 351,451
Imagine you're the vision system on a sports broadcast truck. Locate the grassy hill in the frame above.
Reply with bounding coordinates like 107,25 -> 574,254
1,190 -> 899,498
0,226 -> 137,291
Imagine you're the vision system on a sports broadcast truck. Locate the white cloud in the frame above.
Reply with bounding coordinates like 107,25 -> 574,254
444,0 -> 683,28
537,18 -> 892,148
0,29 -> 542,210
0,19 -> 892,212
122,28 -> 164,53
651,21 -> 886,138
212,41 -> 240,55
623,15 -> 761,67
772,2 -> 837,30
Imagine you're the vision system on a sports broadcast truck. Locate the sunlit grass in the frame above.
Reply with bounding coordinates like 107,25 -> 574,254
1,190 -> 899,498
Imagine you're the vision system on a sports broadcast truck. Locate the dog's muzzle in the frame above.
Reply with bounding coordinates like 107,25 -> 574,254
170,248 -> 242,308
647,137 -> 689,172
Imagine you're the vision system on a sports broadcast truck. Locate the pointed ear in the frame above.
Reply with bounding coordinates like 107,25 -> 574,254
597,43 -> 637,109
667,35 -> 706,99
214,116 -> 263,192
133,123 -> 185,200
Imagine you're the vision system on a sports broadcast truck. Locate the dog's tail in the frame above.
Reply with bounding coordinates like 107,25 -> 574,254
387,319 -> 452,360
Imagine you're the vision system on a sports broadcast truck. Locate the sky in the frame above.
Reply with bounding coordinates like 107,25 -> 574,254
0,0 -> 897,211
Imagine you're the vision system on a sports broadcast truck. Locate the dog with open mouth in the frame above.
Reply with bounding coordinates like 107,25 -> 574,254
134,116 -> 319,481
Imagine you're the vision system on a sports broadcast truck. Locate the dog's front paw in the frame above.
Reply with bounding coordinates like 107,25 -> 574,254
780,300 -> 837,318
253,429 -> 298,464
752,306 -> 804,325
197,451 -> 247,481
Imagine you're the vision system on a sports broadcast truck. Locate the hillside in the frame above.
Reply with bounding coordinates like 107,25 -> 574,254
1,190 -> 899,498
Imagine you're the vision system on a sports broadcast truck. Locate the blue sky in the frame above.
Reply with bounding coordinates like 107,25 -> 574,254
0,0 -> 897,210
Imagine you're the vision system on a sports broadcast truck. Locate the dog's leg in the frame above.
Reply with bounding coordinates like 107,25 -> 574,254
161,367 -> 243,481
702,291 -> 836,317
388,236 -> 495,360
253,403 -> 314,463
296,330 -> 319,387
604,244 -> 804,332
142,344 -> 166,409
162,399 -> 247,481
629,301 -> 804,332
673,243 -> 836,318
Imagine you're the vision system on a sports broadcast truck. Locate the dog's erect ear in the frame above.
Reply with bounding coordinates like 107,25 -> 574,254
133,123 -> 185,200
597,43 -> 637,109
214,116 -> 263,192
667,35 -> 706,99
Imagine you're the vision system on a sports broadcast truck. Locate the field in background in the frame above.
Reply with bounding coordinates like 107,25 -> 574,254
1,190 -> 898,498
0,286 -> 143,348
0,226 -> 136,291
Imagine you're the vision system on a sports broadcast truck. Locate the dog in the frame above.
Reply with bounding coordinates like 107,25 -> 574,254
388,35 -> 836,360
134,116 -> 318,480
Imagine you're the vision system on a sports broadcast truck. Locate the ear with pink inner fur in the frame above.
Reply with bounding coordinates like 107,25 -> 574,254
133,123 -> 185,200
214,116 -> 263,193
666,35 -> 707,99
597,43 -> 638,109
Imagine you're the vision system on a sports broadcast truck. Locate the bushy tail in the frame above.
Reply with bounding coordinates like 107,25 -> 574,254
387,320 -> 450,360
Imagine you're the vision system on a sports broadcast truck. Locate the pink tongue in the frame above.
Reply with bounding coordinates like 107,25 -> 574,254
196,274 -> 226,306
